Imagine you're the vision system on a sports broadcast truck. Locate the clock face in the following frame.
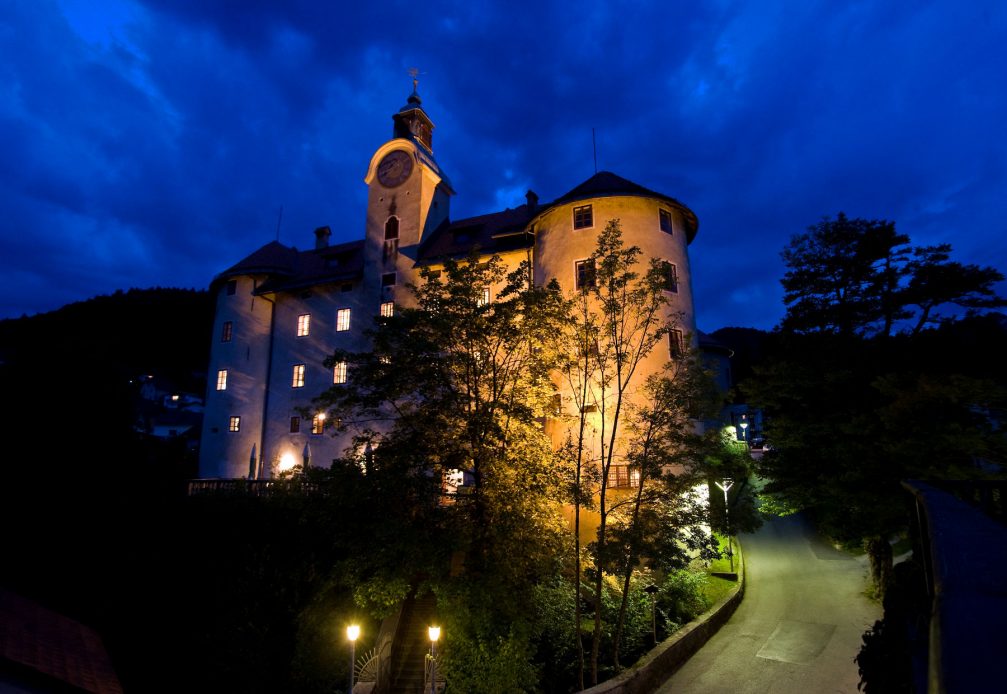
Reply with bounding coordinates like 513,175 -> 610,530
377,150 -> 414,188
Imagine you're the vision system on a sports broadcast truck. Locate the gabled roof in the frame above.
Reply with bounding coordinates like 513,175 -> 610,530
214,239 -> 365,293
547,171 -> 699,242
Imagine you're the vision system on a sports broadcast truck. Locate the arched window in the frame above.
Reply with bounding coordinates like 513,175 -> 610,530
385,217 -> 399,240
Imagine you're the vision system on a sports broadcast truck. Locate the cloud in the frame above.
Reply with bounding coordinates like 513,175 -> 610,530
0,0 -> 1004,332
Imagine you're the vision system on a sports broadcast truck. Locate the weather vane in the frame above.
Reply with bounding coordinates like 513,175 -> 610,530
407,66 -> 426,94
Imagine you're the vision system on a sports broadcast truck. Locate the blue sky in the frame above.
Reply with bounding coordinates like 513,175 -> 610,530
2,0 -> 1005,331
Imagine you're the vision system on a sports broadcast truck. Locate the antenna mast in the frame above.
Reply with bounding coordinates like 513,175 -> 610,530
592,128 -> 598,174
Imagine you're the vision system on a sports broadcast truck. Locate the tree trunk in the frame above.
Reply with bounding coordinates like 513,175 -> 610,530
864,535 -> 893,599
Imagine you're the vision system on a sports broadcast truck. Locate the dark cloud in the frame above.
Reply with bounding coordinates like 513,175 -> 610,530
1,0 -> 1004,331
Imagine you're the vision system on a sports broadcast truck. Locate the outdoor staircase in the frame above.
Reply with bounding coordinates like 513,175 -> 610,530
387,591 -> 441,693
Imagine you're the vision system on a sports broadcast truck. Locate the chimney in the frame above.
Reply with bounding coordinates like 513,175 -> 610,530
526,190 -> 539,214
314,226 -> 331,249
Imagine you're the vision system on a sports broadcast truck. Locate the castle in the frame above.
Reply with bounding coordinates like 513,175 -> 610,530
198,88 -> 703,480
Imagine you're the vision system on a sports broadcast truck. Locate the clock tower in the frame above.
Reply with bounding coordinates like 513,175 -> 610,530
362,87 -> 454,307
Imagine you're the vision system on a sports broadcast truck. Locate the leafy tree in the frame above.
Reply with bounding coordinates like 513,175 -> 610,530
312,253 -> 573,690
558,220 -> 717,683
781,213 -> 1005,338
749,213 -> 1007,595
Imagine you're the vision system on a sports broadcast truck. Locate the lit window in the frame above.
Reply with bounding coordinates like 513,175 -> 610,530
380,301 -> 394,317
336,308 -> 351,332
292,364 -> 305,388
477,287 -> 490,306
333,361 -> 348,384
659,209 -> 673,234
312,413 -> 326,435
382,272 -> 396,287
297,314 -> 310,337
669,329 -> 685,358
573,204 -> 593,230
550,393 -> 563,417
216,369 -> 228,391
385,217 -> 399,240
290,416 -> 300,433
575,259 -> 596,291
607,465 -> 640,489
228,416 -> 240,432
221,321 -> 233,342
226,279 -> 237,295
662,261 -> 679,293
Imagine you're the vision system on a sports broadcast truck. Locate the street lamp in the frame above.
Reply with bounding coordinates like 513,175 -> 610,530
714,479 -> 734,572
346,624 -> 360,693
739,415 -> 749,444
643,584 -> 660,646
427,626 -> 441,694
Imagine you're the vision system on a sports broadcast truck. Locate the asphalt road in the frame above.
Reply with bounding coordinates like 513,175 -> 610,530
655,513 -> 881,694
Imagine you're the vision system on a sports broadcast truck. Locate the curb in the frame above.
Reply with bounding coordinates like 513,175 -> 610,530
578,541 -> 745,694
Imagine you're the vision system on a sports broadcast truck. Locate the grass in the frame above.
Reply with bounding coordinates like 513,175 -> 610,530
700,533 -> 742,606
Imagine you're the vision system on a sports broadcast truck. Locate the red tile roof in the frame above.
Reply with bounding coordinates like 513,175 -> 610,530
0,588 -> 123,694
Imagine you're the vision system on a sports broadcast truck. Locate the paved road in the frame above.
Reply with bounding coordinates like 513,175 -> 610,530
655,513 -> 881,694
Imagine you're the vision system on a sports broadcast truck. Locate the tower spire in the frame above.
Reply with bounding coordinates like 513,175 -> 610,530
393,69 -> 434,151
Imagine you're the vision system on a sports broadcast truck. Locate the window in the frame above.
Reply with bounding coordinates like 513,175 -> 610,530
383,239 -> 398,262
312,413 -> 325,435
575,259 -> 596,291
216,369 -> 228,391
296,313 -> 310,337
659,209 -> 674,234
581,403 -> 598,413
290,416 -> 300,433
550,393 -> 563,417
292,364 -> 305,388
669,329 -> 685,358
384,216 -> 399,240
228,416 -> 240,432
382,272 -> 396,287
336,308 -> 351,331
607,465 -> 641,489
226,279 -> 237,295
477,287 -> 490,306
333,361 -> 348,384
573,204 -> 593,229
380,301 -> 394,317
662,261 -> 679,293
221,321 -> 233,342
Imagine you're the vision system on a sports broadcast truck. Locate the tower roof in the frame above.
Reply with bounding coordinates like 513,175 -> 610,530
548,171 -> 699,242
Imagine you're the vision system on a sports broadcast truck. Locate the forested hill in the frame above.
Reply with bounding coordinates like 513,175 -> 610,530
0,287 -> 213,394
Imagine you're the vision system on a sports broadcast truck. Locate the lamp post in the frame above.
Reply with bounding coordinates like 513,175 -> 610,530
427,626 -> 440,694
739,415 -> 749,444
714,478 -> 734,572
643,584 -> 659,646
346,625 -> 360,694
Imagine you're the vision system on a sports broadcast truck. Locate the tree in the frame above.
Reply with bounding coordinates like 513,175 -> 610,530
312,253 -> 573,689
780,213 -> 909,338
559,220 -> 717,682
749,213 -> 1007,596
781,213 -> 1005,338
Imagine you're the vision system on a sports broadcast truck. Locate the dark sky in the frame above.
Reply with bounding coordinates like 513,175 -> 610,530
3,0 -> 1005,332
